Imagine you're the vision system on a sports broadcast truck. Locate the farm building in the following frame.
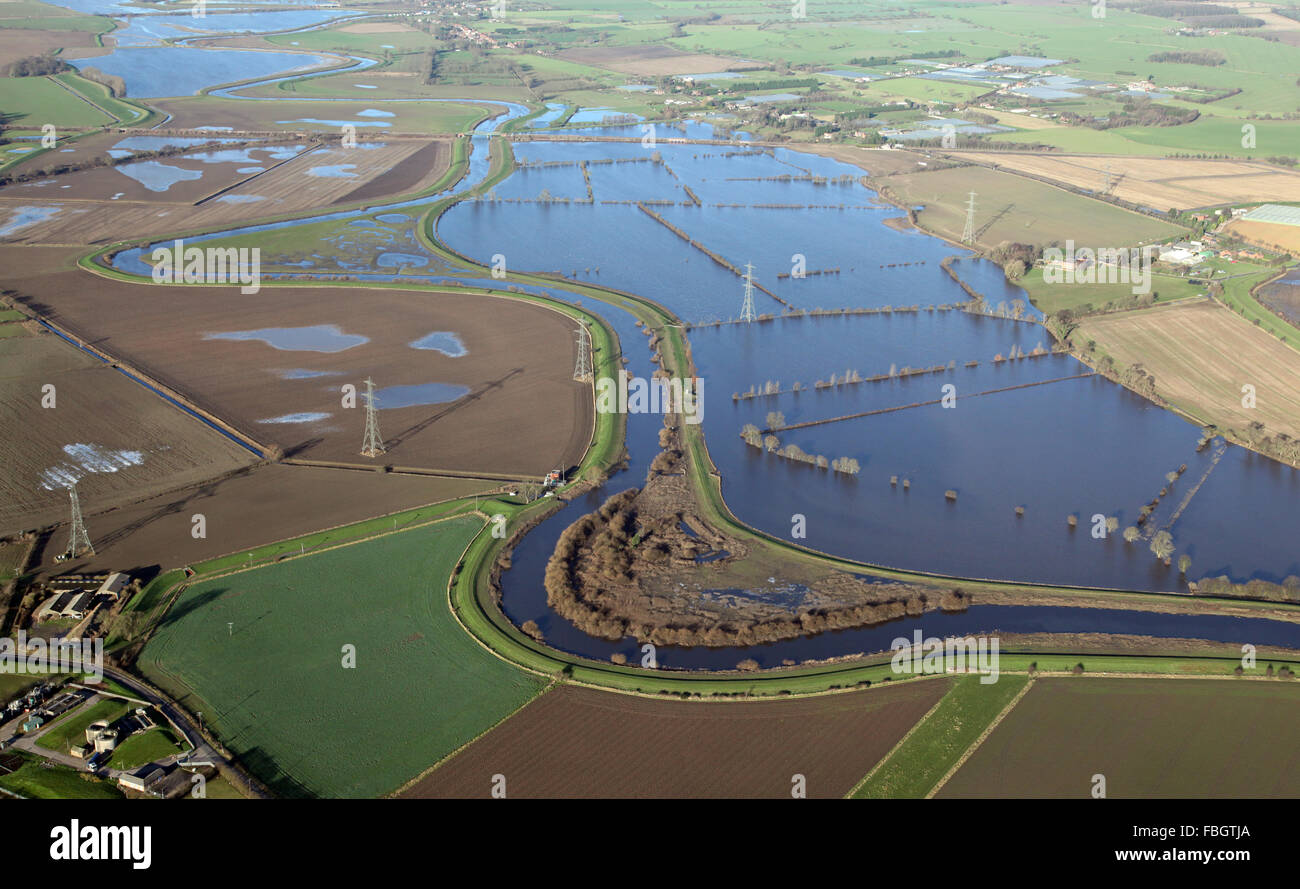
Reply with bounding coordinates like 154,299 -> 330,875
1240,204 -> 1300,226
118,763 -> 165,794
36,589 -> 96,621
96,572 -> 130,601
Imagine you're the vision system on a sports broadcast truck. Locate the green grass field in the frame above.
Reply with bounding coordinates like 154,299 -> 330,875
0,75 -> 116,127
138,515 -> 548,798
882,165 -> 1185,249
0,671 -> 47,700
107,726 -> 185,771
1019,266 -> 1208,316
850,675 -> 1028,798
0,754 -> 123,799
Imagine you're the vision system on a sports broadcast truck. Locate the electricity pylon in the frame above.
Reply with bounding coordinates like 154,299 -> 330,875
739,262 -> 757,322
961,191 -> 977,245
360,377 -> 386,458
573,324 -> 593,383
66,482 -> 94,558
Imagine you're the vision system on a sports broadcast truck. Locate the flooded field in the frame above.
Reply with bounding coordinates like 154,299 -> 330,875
439,133 -> 1300,592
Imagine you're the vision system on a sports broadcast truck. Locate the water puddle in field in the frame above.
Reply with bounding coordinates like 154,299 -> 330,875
38,443 -> 145,490
277,368 -> 342,380
0,206 -> 62,237
409,331 -> 466,356
258,412 -> 332,424
372,382 -> 470,409
204,324 -> 368,352
307,164 -> 358,178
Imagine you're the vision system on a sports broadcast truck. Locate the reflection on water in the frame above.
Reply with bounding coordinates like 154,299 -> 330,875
373,382 -> 470,409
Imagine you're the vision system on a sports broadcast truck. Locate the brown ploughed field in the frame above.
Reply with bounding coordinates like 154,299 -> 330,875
403,680 -> 949,799
0,139 -> 449,245
938,678 -> 1300,798
7,264 -> 593,479
0,331 -> 256,536
1078,299 -> 1300,439
29,463 -> 495,577
953,152 -> 1300,211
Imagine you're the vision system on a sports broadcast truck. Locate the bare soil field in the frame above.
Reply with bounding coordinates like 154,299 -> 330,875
879,165 -> 1182,249
5,262 -> 593,478
0,330 -> 256,536
559,45 -> 761,76
403,680 -> 949,799
29,462 -> 494,578
0,138 -> 450,244
938,677 -> 1300,798
1225,218 -> 1300,254
1078,299 -> 1300,439
954,152 -> 1300,211
0,142 -> 316,205
330,139 -> 452,204
0,29 -> 97,67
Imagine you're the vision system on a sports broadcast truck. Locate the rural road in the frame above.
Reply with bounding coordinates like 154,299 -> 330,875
101,666 -> 270,799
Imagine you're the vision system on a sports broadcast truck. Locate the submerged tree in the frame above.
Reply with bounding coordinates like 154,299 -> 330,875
1150,530 -> 1176,562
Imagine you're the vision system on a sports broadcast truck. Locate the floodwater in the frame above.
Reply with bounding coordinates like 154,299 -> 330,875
409,331 -> 466,357
203,324 -> 368,352
92,50 -> 1298,664
439,130 -> 1300,592
114,161 -> 205,191
70,47 -> 334,98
